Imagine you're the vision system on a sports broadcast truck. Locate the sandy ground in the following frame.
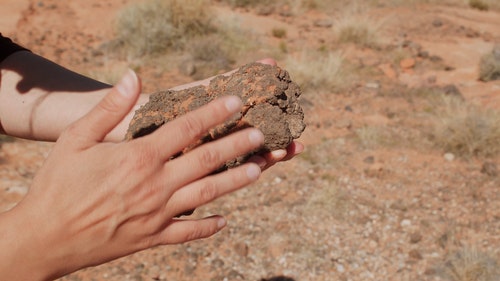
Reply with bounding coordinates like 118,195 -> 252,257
1,0 -> 499,280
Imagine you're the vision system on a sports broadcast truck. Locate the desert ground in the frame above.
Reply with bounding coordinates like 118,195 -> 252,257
1,0 -> 499,280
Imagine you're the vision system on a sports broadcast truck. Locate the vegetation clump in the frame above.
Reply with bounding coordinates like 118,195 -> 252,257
479,45 -> 500,82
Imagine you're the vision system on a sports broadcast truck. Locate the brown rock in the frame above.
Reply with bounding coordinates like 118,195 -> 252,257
481,162 -> 498,177
125,62 -> 306,167
400,58 -> 416,69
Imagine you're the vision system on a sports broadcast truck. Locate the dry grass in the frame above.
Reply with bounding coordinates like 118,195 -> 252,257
431,98 -> 500,158
285,50 -> 349,92
440,248 -> 500,281
332,4 -> 385,48
479,45 -> 500,82
114,0 -> 215,57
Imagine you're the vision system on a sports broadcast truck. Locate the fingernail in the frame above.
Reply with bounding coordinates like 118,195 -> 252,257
246,164 -> 261,180
225,96 -> 242,112
116,69 -> 138,98
217,217 -> 227,229
271,149 -> 287,159
254,157 -> 267,169
248,129 -> 264,146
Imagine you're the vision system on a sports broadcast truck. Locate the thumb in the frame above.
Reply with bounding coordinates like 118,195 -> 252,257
64,69 -> 141,145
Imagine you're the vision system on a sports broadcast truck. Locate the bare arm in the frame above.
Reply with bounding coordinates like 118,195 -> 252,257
0,51 -> 147,142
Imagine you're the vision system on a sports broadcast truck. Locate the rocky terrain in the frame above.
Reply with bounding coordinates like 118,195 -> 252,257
0,0 -> 499,280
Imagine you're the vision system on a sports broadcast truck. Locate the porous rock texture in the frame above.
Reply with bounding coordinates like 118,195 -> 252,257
125,62 -> 306,167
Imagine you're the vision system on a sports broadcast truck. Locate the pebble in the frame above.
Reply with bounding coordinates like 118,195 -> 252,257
400,219 -> 412,227
400,58 -> 416,69
444,153 -> 455,162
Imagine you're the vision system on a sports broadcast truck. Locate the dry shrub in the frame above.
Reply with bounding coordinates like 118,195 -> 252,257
469,0 -> 489,10
432,98 -> 500,158
285,50 -> 348,92
440,248 -> 500,281
332,3 -> 384,48
479,45 -> 500,82
114,0 -> 215,57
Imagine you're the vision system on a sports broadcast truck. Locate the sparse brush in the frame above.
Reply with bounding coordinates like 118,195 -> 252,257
479,45 -> 500,82
440,248 -> 500,281
285,50 -> 348,92
469,0 -> 489,11
114,0 -> 215,57
272,28 -> 287,38
221,0 -> 273,8
431,97 -> 500,158
333,2 -> 383,48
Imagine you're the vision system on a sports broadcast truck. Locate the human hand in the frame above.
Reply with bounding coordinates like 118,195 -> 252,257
2,70 -> 264,280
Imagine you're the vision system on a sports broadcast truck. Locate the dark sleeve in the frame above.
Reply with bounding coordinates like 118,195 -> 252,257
0,33 -> 30,63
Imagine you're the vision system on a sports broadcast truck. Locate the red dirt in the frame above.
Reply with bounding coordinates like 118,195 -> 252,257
1,1 -> 499,281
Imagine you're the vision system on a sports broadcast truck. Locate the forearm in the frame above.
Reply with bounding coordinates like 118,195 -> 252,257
0,51 -> 147,142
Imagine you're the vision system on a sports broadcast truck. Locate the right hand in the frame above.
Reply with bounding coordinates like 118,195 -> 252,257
2,70 -> 264,280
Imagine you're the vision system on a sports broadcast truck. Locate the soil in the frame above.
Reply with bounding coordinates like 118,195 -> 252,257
126,62 -> 306,167
0,1 -> 499,281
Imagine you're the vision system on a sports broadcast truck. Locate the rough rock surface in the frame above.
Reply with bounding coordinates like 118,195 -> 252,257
125,62 -> 306,166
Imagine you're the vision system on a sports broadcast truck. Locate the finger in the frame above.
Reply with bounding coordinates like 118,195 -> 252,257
163,163 -> 261,218
154,216 -> 226,245
60,70 -> 141,146
139,96 -> 243,160
249,141 -> 304,171
162,128 -> 264,189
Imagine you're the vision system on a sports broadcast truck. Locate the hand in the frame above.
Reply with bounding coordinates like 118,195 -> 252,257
0,70 -> 264,280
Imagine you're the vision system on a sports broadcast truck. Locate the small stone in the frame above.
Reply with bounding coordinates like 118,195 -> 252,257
400,58 -> 416,69
344,105 -> 353,112
365,82 -> 380,89
363,156 -> 375,164
234,242 -> 249,257
441,84 -> 464,99
444,153 -> 455,162
409,249 -> 423,260
481,162 -> 498,177
409,232 -> 423,244
400,219 -> 412,227
432,19 -> 443,27
313,19 -> 333,28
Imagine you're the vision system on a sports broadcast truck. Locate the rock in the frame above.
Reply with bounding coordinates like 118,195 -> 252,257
441,84 -> 464,99
444,153 -> 455,162
409,249 -> 423,260
125,62 -> 306,168
363,156 -> 375,164
313,19 -> 333,28
481,161 -> 498,177
400,58 -> 416,69
409,232 -> 423,244
234,242 -> 249,257
432,19 -> 443,27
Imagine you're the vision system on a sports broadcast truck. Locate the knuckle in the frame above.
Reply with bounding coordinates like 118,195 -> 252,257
128,144 -> 159,171
184,224 -> 217,242
180,114 -> 205,140
198,148 -> 221,170
198,180 -> 219,203
97,94 -> 122,115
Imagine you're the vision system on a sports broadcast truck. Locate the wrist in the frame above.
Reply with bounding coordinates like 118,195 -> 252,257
0,205 -> 57,281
